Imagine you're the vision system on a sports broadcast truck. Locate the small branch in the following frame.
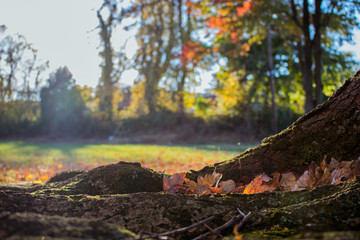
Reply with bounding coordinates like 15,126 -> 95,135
235,212 -> 252,232
139,215 -> 215,239
202,223 -> 223,238
192,213 -> 245,240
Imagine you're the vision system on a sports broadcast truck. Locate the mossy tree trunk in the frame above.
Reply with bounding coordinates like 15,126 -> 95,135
191,70 -> 360,183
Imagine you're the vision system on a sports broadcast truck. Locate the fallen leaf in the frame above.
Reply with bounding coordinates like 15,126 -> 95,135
230,185 -> 245,193
351,159 -> 360,176
261,174 -> 273,182
331,166 -> 352,184
196,184 -> 211,194
197,170 -> 222,187
269,172 -> 281,189
316,167 -> 332,186
329,158 -> 339,170
184,179 -> 197,194
308,161 -> 321,181
219,180 -> 236,193
243,175 -> 275,194
293,170 -> 315,190
209,187 -> 223,194
279,172 -> 296,191
197,175 -> 213,186
163,172 -> 186,193
320,156 -> 327,172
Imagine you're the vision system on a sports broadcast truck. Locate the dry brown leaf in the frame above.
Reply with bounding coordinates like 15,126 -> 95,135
293,170 -> 315,190
331,166 -> 352,184
308,162 -> 322,181
279,172 -> 297,191
231,186 -> 245,193
184,179 -> 197,194
316,167 -> 332,186
269,172 -> 281,189
197,175 -> 213,186
219,180 -> 236,193
197,170 -> 222,187
329,158 -> 339,170
339,160 -> 353,169
320,157 -> 327,172
196,184 -> 211,194
351,159 -> 360,176
163,172 -> 186,193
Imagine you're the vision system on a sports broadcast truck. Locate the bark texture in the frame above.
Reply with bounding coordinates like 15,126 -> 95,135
192,70 -> 360,184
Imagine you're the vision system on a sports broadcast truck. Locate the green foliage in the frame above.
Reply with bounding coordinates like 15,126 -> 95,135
40,67 -> 86,137
0,101 -> 40,137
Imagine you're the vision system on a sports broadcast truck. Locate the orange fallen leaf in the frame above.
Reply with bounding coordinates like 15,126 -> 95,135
269,172 -> 281,189
243,175 -> 275,194
209,187 -> 223,194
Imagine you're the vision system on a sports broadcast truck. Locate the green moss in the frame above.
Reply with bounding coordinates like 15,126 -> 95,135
243,225 -> 297,239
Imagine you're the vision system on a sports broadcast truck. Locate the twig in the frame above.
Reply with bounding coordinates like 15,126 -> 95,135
237,208 -> 245,217
138,215 -> 215,239
192,213 -> 244,240
235,211 -> 252,232
202,223 -> 223,238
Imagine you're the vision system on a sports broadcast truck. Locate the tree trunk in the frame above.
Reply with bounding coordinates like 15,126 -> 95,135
302,0 -> 315,112
266,25 -> 278,133
97,6 -> 115,121
193,70 -> 360,183
314,0 -> 324,106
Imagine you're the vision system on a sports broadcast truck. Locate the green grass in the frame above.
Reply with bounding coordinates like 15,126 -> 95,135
0,141 -> 256,168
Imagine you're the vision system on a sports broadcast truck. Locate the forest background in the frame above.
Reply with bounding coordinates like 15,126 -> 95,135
1,0 -> 360,142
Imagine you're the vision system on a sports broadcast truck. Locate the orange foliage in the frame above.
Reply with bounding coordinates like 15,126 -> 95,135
180,41 -> 207,67
236,0 -> 252,17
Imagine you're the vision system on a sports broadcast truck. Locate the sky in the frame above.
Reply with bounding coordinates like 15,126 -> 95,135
0,0 -> 359,92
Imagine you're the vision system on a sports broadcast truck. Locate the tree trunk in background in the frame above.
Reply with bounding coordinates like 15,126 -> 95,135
97,6 -> 114,121
137,0 -> 176,115
314,0 -> 324,106
302,0 -> 315,112
266,25 -> 278,134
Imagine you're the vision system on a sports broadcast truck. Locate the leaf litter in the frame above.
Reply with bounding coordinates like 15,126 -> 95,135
163,156 -> 360,195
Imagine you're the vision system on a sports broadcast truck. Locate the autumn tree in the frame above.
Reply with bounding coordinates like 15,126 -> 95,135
119,0 -> 177,114
0,33 -> 47,102
0,30 -> 48,136
288,0 -> 360,112
189,0 -> 358,134
96,0 -> 120,121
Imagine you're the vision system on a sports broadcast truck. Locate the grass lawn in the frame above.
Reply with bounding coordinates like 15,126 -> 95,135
0,141 -> 256,183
